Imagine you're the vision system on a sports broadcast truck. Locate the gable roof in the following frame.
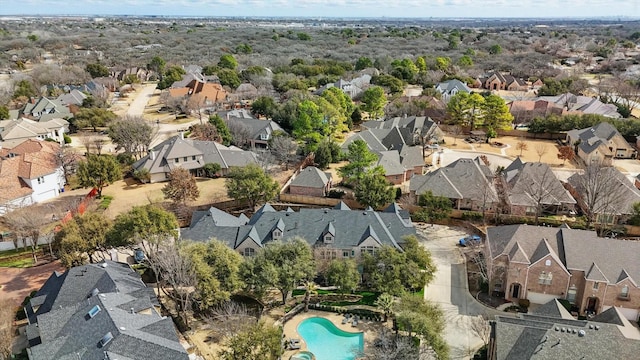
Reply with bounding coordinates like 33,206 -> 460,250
410,158 -> 498,202
290,166 -> 331,189
436,79 -> 471,94
532,299 -> 574,320
487,224 -> 640,287
26,262 -> 187,360
224,117 -> 284,141
505,161 -> 576,207
567,166 -> 640,216
180,203 -> 415,251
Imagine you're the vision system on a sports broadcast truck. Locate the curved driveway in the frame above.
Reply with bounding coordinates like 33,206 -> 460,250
418,224 -> 505,359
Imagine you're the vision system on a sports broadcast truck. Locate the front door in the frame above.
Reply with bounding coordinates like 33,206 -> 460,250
511,283 -> 521,299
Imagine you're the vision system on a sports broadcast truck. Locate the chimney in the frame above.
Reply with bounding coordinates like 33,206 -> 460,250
149,150 -> 156,160
130,307 -> 134,314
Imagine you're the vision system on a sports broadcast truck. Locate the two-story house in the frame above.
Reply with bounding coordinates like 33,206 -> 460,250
486,224 -> 640,322
180,202 -> 416,259
567,123 -> 635,165
479,72 -> 528,91
132,134 -> 258,183
0,139 -> 66,214
435,79 -> 471,102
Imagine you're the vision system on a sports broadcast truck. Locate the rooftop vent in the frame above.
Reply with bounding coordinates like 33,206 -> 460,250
89,288 -> 99,298
578,330 -> 586,337
594,325 -> 600,330
87,305 -> 101,319
101,263 -> 108,268
99,332 -> 113,347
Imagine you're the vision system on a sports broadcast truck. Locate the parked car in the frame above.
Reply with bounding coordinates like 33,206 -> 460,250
458,235 -> 482,247
134,248 -> 146,263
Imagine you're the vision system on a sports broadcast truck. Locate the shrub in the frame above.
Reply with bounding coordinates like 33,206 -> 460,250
462,211 -> 483,221
63,134 -> 72,144
518,298 -> 530,310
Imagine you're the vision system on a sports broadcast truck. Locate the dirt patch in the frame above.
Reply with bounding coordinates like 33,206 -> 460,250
0,261 -> 65,308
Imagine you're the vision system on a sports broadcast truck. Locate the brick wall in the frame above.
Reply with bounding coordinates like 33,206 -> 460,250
289,185 -> 325,197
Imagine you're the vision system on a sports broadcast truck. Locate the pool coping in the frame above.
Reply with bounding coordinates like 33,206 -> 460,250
281,310 -> 391,359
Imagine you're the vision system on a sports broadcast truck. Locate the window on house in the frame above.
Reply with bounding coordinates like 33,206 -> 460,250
272,230 -> 282,240
243,248 -> 255,257
324,235 -> 333,243
36,177 -> 44,184
593,282 -> 599,290
174,158 -> 179,163
361,246 -> 377,255
538,272 -> 553,285
545,260 -> 551,266
192,155 -> 196,160
184,157 -> 188,162
567,286 -> 577,303
620,285 -> 630,299
343,250 -> 350,258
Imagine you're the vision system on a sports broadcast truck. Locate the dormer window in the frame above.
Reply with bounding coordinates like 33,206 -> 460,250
243,248 -> 255,257
260,133 -> 269,141
324,234 -> 333,243
619,285 -> 630,300
272,230 -> 282,240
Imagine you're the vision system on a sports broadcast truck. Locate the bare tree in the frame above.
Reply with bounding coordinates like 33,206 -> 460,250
512,163 -> 560,225
185,93 -> 207,124
469,314 -> 491,347
450,124 -> 462,146
534,144 -> 548,162
570,163 -> 629,227
2,206 -> 52,262
146,242 -> 197,328
205,301 -> 256,342
516,140 -> 528,157
360,328 -> 426,360
0,298 -> 13,360
269,135 -> 298,170
226,120 -> 252,147
55,146 -> 82,183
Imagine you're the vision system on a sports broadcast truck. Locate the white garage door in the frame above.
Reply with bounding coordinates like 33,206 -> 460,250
602,306 -> 639,322
527,292 -> 558,305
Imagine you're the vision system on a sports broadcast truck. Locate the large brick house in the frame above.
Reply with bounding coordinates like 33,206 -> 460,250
485,224 -> 640,321
566,122 -> 635,165
479,72 -> 528,91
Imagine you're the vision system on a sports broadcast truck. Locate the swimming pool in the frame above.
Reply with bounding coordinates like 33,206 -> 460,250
297,317 -> 364,360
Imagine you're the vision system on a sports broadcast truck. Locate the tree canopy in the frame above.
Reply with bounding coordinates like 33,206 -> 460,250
162,167 -> 200,205
326,259 -> 359,294
338,139 -> 378,184
107,205 -> 179,250
241,238 -> 315,304
361,86 -> 387,119
76,154 -> 121,197
225,164 -> 280,209
72,108 -> 117,132
355,169 -> 394,209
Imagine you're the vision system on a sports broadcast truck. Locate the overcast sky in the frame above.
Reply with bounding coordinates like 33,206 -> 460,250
1,0 -> 639,18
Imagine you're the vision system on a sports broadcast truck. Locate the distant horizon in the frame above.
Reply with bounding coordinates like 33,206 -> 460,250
2,1 -> 639,20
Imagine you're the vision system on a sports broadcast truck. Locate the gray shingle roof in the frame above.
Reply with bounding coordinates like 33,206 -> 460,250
492,299 -> 640,360
567,166 -> 640,216
410,158 -> 498,202
26,262 -> 187,360
505,161 -> 576,207
180,203 -> 415,250
224,117 -> 284,141
487,225 -> 640,286
290,166 -> 331,188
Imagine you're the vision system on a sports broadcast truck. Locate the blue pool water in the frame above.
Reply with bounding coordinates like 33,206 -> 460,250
297,317 -> 364,360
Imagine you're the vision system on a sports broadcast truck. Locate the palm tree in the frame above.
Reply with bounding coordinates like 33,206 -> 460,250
303,281 -> 318,312
374,293 -> 395,322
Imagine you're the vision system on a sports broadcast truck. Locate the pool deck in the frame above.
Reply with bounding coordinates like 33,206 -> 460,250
282,310 -> 391,359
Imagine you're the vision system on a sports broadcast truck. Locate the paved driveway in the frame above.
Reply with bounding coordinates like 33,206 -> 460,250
417,224 -> 504,359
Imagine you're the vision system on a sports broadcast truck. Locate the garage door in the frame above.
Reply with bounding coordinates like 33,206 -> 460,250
602,306 -> 639,322
527,292 -> 558,305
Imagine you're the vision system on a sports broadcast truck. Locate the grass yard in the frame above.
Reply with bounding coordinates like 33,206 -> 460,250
292,289 -> 380,306
0,257 -> 35,268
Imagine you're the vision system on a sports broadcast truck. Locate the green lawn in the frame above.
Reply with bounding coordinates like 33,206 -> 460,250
292,289 -> 380,306
0,257 -> 35,268
0,247 -> 31,260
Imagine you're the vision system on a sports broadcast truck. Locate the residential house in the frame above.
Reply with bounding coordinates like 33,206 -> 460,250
508,99 -> 563,125
180,202 -> 415,259
17,97 -> 72,122
361,115 -> 444,145
289,166 -> 332,197
435,79 -> 471,102
132,134 -> 258,183
315,74 -> 372,99
485,224 -> 640,321
410,158 -> 499,211
170,72 -> 219,89
0,118 -> 68,148
111,66 -> 151,82
342,127 -> 425,184
0,139 -> 65,214
489,299 -> 640,360
168,79 -> 228,110
24,261 -> 189,360
539,93 -> 621,118
223,112 -> 285,149
502,159 -> 576,216
566,167 -> 640,225
387,95 -> 447,122
566,123 -> 635,165
56,89 -> 87,106
480,72 -> 528,91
